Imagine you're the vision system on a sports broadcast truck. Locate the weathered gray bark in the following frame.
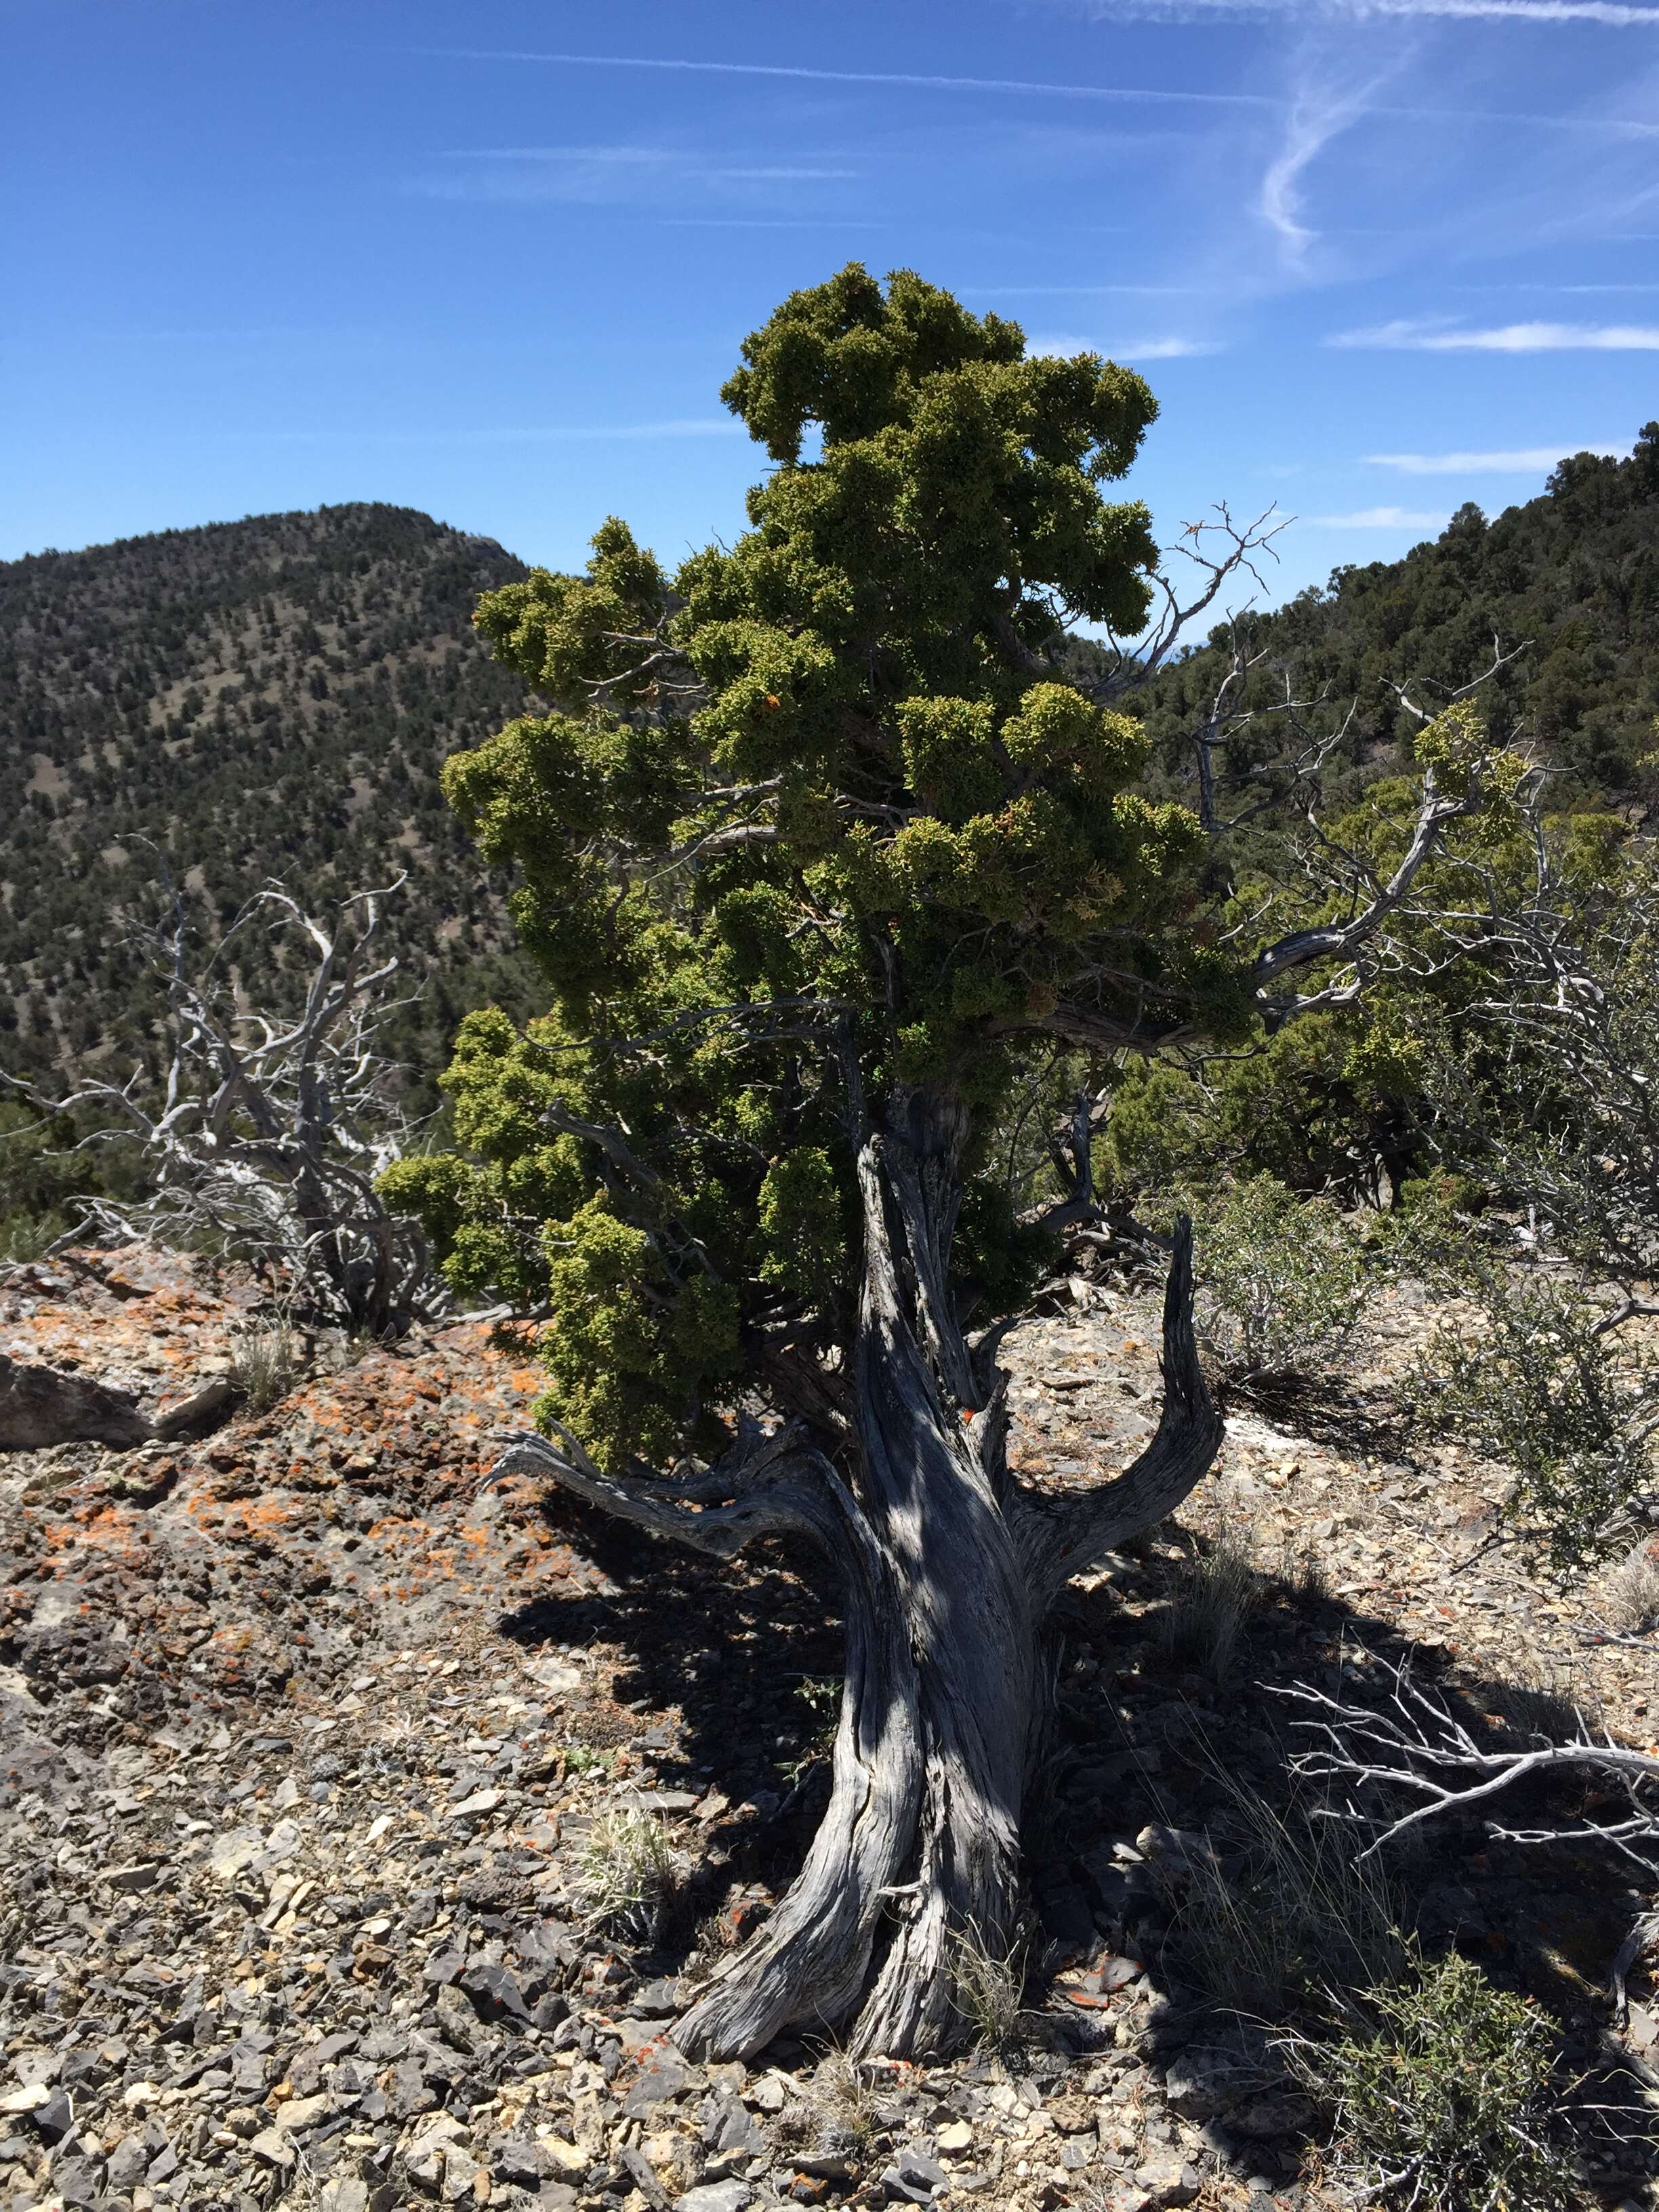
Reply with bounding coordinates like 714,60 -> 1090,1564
496,1090 -> 1221,2061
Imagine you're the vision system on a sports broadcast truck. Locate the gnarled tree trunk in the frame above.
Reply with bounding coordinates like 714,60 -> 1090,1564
497,1090 -> 1222,2061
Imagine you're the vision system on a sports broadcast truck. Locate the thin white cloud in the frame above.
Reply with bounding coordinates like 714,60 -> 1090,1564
1305,506 -> 1450,527
1079,0 -> 1659,24
1026,332 -> 1221,357
1358,0 -> 1659,22
423,43 -> 1659,142
1259,75 -> 1384,264
1366,443 -> 1629,470
1128,336 -> 1223,357
1330,317 -> 1659,348
421,47 -> 1278,108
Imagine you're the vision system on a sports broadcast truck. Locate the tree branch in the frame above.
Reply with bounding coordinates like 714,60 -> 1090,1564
488,1418 -> 866,1563
1246,764 -> 1486,1029
1015,1219 -> 1225,1610
1282,1658 -> 1659,1876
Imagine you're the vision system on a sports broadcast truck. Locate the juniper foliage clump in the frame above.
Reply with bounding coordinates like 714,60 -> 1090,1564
388,267 -> 1235,1466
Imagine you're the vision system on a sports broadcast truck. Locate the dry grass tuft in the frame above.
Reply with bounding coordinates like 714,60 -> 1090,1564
1483,1658 -> 1604,1748
808,2049 -> 879,2146
947,1918 -> 1031,2049
1154,1521 -> 1265,1681
1162,1765 -> 1408,2022
573,1807 -> 674,1938
1601,1539 -> 1659,1633
231,1311 -> 301,1411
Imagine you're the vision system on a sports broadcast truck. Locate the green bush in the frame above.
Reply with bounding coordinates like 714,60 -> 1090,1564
1104,1010 -> 1416,1204
1296,1949 -> 1583,2211
0,1101 -> 89,1260
1418,1258 -> 1656,1566
1181,1176 -> 1371,1383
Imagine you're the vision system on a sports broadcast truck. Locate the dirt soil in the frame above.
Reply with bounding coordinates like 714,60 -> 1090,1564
0,1249 -> 1654,2212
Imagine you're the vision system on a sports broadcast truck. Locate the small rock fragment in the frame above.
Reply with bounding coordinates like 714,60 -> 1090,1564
675,2184 -> 753,2212
1135,2153 -> 1201,2208
249,2127 -> 297,2173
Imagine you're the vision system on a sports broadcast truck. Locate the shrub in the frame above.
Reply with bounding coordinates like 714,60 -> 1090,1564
1293,1949 -> 1583,2211
1183,1176 -> 1370,1383
0,1208 -> 68,1265
1418,1259 -> 1656,1565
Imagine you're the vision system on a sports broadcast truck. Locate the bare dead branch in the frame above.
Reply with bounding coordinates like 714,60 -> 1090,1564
1281,1657 -> 1659,1877
1015,1219 -> 1225,1608
3,878 -> 440,1334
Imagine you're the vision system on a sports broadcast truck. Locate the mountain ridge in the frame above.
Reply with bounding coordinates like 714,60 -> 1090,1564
0,501 -> 544,1090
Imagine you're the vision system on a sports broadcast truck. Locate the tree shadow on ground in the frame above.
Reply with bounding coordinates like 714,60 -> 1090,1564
1221,1369 -> 1432,1468
496,1490 -> 1657,2198
1036,1536 -> 1658,2199
497,1488 -> 846,1960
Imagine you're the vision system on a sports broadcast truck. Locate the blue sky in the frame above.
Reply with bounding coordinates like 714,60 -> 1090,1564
4,0 -> 1657,609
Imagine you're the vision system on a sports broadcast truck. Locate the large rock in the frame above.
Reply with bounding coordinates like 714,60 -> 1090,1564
0,1351 -> 154,1449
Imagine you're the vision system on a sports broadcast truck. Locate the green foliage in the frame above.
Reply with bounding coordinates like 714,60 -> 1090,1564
756,1149 -> 847,1304
535,1196 -> 742,1475
1105,1016 -> 1416,1200
1418,1259 -> 1656,1568
421,264 -> 1284,1472
1297,1950 -> 1583,2211
0,1101 -> 84,1260
1101,701 -> 1561,1209
1141,426 -> 1659,806
1387,836 -> 1659,1561
1176,1176 -> 1372,1382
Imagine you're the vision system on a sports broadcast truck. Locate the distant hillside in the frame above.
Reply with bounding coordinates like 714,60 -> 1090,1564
7,445 -> 1657,1110
1141,426 -> 1659,808
0,503 -> 545,1092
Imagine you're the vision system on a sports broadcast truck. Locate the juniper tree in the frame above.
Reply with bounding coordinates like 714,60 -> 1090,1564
387,265 -> 1483,2059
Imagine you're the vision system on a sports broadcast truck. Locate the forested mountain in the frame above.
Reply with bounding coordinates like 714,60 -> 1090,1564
0,502 -> 543,1090
1141,426 -> 1659,807
3,436 -> 1656,1109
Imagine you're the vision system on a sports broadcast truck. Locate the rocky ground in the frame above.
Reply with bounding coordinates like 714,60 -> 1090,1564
0,1248 -> 1655,2212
